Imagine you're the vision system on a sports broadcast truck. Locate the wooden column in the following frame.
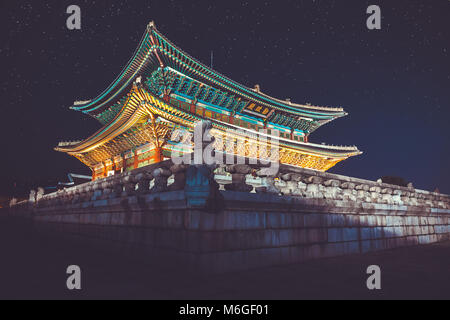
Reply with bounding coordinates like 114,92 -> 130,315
133,150 -> 139,169
190,102 -> 196,114
112,158 -> 118,175
229,112 -> 235,125
102,162 -> 107,178
152,146 -> 164,163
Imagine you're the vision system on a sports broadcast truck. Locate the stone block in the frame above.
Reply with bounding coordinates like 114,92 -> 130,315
428,217 -> 437,225
360,215 -> 377,226
111,212 -> 125,225
420,216 -> 428,225
278,229 -> 294,246
323,242 -> 344,257
343,241 -> 360,254
361,239 -> 386,253
375,215 -> 386,226
405,235 -> 419,245
393,226 -> 406,237
345,215 -> 360,227
306,228 -> 327,243
360,227 -> 383,240
293,229 -> 307,245
304,244 -> 322,260
386,237 -> 400,249
130,212 -> 142,226
328,227 -> 358,242
304,214 -> 325,227
231,211 -> 265,230
184,210 -> 201,229
383,226 -> 395,238
420,225 -> 429,234
326,214 -> 346,227
418,235 -> 432,244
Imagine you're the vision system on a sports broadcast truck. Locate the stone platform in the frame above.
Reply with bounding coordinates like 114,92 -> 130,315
7,159 -> 450,274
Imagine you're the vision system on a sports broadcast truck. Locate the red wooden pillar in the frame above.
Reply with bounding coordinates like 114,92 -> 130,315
229,112 -> 235,125
152,146 -> 164,163
102,162 -> 107,178
133,150 -> 139,169
112,158 -> 117,175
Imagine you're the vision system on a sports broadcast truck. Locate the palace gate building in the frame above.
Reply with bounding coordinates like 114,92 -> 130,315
56,22 -> 361,180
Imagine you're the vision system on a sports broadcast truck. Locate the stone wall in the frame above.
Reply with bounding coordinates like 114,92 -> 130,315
7,158 -> 450,274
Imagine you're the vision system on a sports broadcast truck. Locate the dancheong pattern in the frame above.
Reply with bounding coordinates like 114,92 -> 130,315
55,22 -> 361,180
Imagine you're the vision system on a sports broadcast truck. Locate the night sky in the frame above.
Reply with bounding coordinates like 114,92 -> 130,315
0,0 -> 449,198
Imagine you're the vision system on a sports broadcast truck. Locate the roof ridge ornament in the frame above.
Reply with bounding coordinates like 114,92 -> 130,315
73,100 -> 91,106
148,20 -> 157,31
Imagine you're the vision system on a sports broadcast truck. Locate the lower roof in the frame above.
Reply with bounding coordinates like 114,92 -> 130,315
56,83 -> 361,167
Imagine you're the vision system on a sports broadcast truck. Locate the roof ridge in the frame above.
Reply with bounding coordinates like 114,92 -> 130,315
152,27 -> 346,115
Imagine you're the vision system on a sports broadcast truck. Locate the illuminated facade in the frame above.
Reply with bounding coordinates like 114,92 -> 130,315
56,22 -> 361,180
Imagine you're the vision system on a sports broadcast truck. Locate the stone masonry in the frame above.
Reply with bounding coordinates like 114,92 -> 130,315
7,159 -> 450,274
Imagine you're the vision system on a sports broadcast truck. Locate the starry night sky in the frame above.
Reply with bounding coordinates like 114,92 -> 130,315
0,0 -> 449,198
